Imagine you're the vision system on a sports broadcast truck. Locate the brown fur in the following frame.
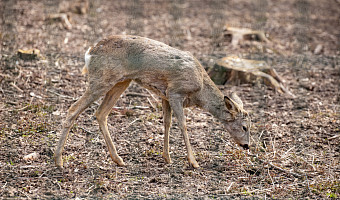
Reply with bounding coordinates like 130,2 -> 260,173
55,35 -> 251,169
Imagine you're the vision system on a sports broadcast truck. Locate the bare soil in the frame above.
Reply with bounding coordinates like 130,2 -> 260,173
0,0 -> 339,199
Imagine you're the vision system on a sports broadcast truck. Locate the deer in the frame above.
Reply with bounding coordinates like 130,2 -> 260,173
55,35 -> 250,169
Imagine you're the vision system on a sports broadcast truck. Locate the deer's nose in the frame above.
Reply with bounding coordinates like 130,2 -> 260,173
241,144 -> 249,150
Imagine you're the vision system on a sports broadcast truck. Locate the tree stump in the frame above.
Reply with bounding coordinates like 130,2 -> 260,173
224,26 -> 270,47
208,56 -> 295,97
17,49 -> 42,60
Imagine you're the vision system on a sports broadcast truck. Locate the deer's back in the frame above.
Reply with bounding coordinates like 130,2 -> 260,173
87,35 -> 205,97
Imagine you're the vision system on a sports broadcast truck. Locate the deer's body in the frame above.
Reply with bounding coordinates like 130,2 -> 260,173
55,35 -> 250,169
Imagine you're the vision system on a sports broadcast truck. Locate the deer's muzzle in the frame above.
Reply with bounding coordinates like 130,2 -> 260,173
240,144 -> 249,150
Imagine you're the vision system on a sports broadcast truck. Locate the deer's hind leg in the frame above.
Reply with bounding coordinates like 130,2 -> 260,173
55,84 -> 111,168
162,99 -> 172,164
95,80 -> 132,166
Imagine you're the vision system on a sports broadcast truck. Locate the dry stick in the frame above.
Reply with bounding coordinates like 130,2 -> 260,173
281,146 -> 295,159
121,118 -> 141,132
242,187 -> 273,195
15,97 -> 35,111
87,185 -> 94,195
226,182 -> 234,192
125,92 -> 150,97
19,190 -> 31,199
15,68 -> 22,80
2,181 -> 7,187
225,187 -> 273,196
142,89 -> 159,111
247,152 -> 303,178
1,181 -> 7,198
267,168 -> 275,189
10,82 -> 23,93
47,89 -> 76,100
147,97 -> 157,111
328,135 -> 340,140
113,106 -> 149,110
145,89 -> 160,104
79,127 -> 96,135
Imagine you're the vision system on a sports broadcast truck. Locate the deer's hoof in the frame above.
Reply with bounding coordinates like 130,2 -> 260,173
190,161 -> 200,169
162,152 -> 172,164
55,156 -> 63,169
188,157 -> 199,168
115,157 -> 126,167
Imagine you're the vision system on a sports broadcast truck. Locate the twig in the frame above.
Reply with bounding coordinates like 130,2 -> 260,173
15,97 -> 35,111
19,165 -> 39,169
268,168 -> 275,188
15,68 -> 22,80
147,97 -> 157,111
281,146 -> 295,159
125,92 -> 150,97
146,89 -> 160,104
242,187 -> 273,194
121,118 -> 141,131
127,118 -> 140,127
1,182 -> 7,189
112,106 -> 149,110
87,185 -> 94,195
16,105 -> 29,111
19,190 -> 31,199
79,127 -> 96,135
55,180 -> 62,190
39,171 -> 46,178
10,82 -> 23,93
116,139 -> 131,145
328,135 -> 340,140
226,182 -> 234,192
226,187 -> 273,196
47,89 -> 76,100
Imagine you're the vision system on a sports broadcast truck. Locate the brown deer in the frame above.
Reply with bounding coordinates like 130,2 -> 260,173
55,35 -> 250,169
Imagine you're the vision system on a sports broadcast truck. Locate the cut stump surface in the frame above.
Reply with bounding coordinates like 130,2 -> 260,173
208,56 -> 295,97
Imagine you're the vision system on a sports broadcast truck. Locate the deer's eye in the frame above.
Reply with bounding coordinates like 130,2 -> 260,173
242,126 -> 248,132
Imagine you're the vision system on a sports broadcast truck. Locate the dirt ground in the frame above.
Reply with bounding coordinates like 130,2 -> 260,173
0,0 -> 339,199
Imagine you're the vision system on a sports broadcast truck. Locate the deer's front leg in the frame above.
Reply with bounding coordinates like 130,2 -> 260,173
162,99 -> 172,164
169,96 -> 199,168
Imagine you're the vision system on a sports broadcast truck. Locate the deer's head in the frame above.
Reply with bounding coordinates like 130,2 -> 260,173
224,93 -> 251,149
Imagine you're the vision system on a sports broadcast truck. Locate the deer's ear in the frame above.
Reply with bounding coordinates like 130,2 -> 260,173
224,95 -> 237,112
231,92 -> 243,109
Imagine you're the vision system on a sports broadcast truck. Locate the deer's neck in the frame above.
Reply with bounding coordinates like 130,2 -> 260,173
192,76 -> 232,121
